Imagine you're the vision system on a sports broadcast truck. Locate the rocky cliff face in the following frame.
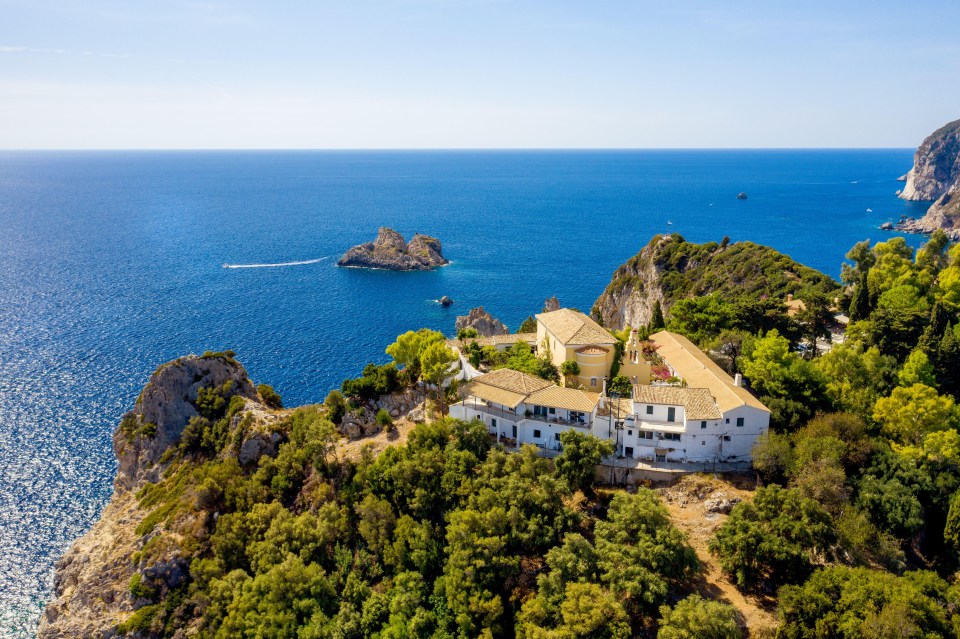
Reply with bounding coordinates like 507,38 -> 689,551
38,354 -> 265,639
897,119 -> 960,238
337,227 -> 449,270
455,306 -> 509,336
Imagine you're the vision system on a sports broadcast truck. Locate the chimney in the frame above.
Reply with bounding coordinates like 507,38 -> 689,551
734,373 -> 743,387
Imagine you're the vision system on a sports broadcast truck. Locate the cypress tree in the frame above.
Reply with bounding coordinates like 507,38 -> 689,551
919,301 -> 949,359
938,323 -> 960,398
849,280 -> 870,322
651,300 -> 666,330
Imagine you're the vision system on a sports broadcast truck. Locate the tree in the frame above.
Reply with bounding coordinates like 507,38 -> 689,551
899,349 -> 937,388
709,485 -> 834,592
657,595 -> 740,639
741,329 -> 831,429
324,390 -> 347,423
607,375 -> 632,397
595,491 -> 698,616
795,291 -> 832,356
751,432 -> 794,484
554,431 -> 613,493
419,342 -> 458,416
777,566 -> 954,639
651,300 -> 666,330
873,383 -> 959,445
848,277 -> 870,322
555,583 -> 630,639
256,384 -> 283,409
666,294 -> 736,345
386,329 -> 445,382
559,360 -> 580,386
517,316 -> 537,334
815,343 -> 898,421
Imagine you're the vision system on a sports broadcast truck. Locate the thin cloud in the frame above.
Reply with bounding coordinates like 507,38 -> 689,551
0,45 -> 217,65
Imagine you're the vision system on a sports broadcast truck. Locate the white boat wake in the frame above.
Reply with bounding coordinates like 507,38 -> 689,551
222,256 -> 330,269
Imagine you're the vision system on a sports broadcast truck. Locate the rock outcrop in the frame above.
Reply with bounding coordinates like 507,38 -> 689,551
337,227 -> 449,271
39,354 -> 265,639
897,119 -> 960,239
592,234 -> 838,331
543,296 -> 560,312
455,306 -> 509,336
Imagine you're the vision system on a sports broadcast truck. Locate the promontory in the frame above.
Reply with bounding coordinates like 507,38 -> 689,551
337,227 -> 448,270
897,118 -> 960,238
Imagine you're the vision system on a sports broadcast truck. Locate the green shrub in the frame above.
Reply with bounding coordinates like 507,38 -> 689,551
324,390 -> 347,423
376,408 -> 394,431
257,383 -> 283,409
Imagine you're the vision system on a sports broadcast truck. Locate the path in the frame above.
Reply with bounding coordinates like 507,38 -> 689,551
656,474 -> 777,637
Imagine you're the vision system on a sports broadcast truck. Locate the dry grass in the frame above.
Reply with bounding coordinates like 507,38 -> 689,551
656,473 -> 777,638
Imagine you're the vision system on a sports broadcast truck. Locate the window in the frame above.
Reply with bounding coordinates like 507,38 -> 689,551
700,421 -> 707,429
533,405 -> 546,416
667,407 -> 676,422
549,407 -> 556,414
725,418 -> 730,424
701,440 -> 706,446
736,417 -> 745,427
570,411 -> 585,423
533,429 -> 541,438
627,429 -> 633,436
590,377 -> 597,387
625,447 -> 634,457
492,418 -> 497,429
554,433 -> 560,441
646,405 -> 653,415
723,435 -> 731,441
640,431 -> 653,440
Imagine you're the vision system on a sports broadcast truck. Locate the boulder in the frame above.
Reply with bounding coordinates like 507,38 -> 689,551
438,295 -> 454,307
880,221 -> 894,230
543,296 -> 560,312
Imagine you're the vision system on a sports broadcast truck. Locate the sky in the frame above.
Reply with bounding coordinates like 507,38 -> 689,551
1,0 -> 958,149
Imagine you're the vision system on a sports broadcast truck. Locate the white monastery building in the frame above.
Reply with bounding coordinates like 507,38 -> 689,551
448,309 -> 770,466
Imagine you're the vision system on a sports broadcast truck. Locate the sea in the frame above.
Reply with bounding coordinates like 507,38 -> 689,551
0,149 -> 931,636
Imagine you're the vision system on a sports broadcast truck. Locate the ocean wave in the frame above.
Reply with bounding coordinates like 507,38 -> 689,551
222,256 -> 330,269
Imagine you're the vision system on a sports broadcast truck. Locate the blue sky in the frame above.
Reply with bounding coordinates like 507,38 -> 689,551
1,0 -> 958,148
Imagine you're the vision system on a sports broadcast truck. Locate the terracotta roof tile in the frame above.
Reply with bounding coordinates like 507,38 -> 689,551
536,309 -> 616,346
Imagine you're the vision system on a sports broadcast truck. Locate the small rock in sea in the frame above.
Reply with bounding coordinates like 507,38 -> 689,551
880,222 -> 894,230
438,296 -> 453,307
895,189 -> 902,196
736,192 -> 748,200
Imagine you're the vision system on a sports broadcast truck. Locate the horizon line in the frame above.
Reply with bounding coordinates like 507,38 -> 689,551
0,146 -> 916,152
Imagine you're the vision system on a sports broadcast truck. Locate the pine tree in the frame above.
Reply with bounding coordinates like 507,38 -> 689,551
651,300 -> 666,330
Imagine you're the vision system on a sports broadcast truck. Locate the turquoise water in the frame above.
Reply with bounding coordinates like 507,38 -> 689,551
0,149 -> 928,635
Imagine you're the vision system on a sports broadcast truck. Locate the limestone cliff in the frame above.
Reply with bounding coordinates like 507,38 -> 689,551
455,306 -> 509,336
38,354 -> 270,639
591,234 -> 838,330
897,119 -> 960,238
337,227 -> 448,270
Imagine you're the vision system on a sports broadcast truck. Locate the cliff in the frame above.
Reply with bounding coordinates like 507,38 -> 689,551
38,353 -> 270,639
897,119 -> 960,238
455,306 -> 509,336
591,234 -> 837,330
337,227 -> 448,270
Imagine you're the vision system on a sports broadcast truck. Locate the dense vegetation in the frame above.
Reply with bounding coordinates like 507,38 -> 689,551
112,231 -> 960,638
592,234 -> 839,329
118,413 -> 719,638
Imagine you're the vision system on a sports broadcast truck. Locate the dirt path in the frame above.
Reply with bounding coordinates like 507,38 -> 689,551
656,474 -> 776,637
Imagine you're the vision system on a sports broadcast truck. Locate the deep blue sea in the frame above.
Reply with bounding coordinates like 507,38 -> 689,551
0,149 -> 930,636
